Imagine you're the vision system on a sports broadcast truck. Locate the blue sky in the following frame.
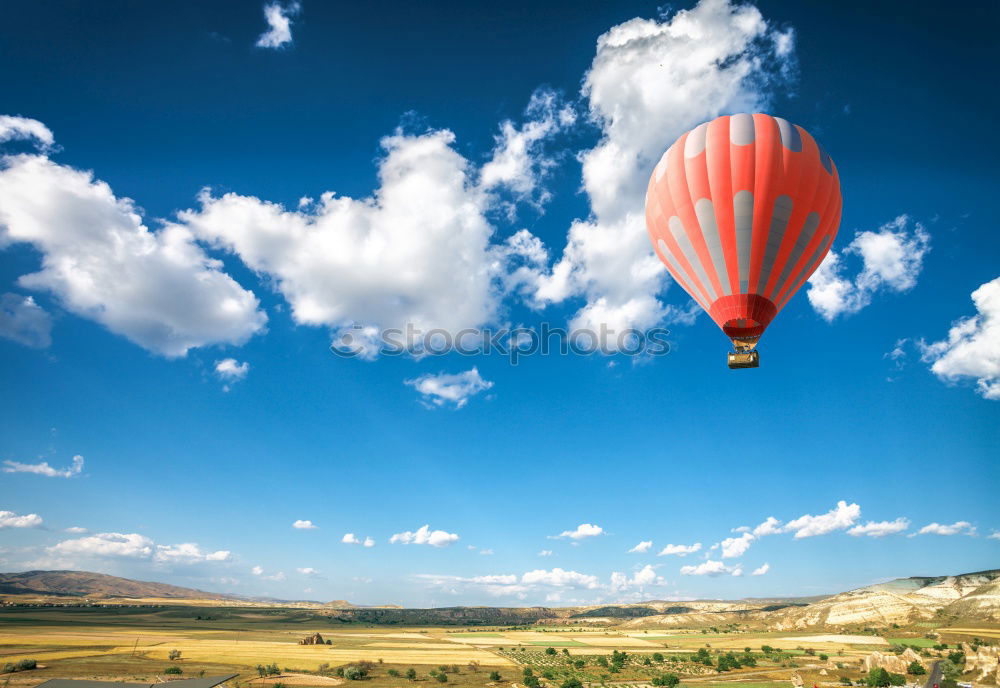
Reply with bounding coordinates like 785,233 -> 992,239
0,0 -> 997,606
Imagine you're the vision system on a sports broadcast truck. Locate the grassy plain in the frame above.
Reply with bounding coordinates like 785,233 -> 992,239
1,605 -> 996,688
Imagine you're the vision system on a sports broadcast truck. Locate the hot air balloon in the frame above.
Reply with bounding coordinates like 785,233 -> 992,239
645,113 -> 841,368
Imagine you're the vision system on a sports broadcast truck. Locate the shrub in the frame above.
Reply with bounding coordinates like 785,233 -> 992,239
164,667 -> 183,675
343,665 -> 368,681
15,660 -> 37,671
546,647 -> 557,656
908,661 -> 926,675
489,671 -> 502,681
169,650 -> 182,661
406,669 -> 417,680
820,654 -> 829,661
561,679 -> 583,688
652,653 -> 664,663
840,677 -> 852,686
388,670 -> 400,677
652,674 -> 680,688
435,673 -> 448,683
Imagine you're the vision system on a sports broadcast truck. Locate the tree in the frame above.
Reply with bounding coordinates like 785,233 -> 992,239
489,671 -> 502,681
257,665 -> 267,678
907,662 -> 926,676
344,665 -> 368,680
888,674 -> 905,686
652,674 -> 680,688
561,679 -> 583,688
436,674 -> 448,684
169,650 -> 182,661
820,654 -> 829,661
406,668 -> 417,680
867,667 -> 892,687
468,661 -> 480,673
652,653 -> 665,663
840,677 -> 852,686
164,667 -> 183,675
388,670 -> 401,677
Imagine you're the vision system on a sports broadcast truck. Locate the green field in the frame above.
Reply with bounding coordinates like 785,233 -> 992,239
525,641 -> 587,647
887,638 -> 937,647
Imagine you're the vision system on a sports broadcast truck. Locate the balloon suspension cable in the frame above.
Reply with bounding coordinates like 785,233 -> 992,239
730,335 -> 760,353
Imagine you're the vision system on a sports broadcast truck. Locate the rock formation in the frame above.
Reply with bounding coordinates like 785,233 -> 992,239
962,643 -> 999,682
298,633 -> 326,645
862,649 -> 923,675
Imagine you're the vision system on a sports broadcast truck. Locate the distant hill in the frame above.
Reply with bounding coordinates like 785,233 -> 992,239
0,570 -> 233,600
3,568 -> 998,628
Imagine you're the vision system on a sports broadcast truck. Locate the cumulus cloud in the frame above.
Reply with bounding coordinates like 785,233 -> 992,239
913,521 -> 976,537
0,293 -> 53,348
297,567 -> 320,575
658,542 -> 701,557
390,524 -> 459,547
628,540 -> 653,553
920,276 -> 1000,400
255,1 -> 300,49
0,152 -> 267,357
342,533 -> 375,547
848,518 -> 910,538
783,500 -> 860,538
480,88 -> 576,211
610,564 -> 665,592
752,516 -> 783,536
3,454 -> 83,478
521,568 -> 601,589
180,130 -> 502,353
719,532 -> 754,558
251,566 -> 286,581
65,526 -> 87,534
538,550 -> 553,557
154,543 -> 231,564
405,368 -> 493,409
50,532 -> 153,558
554,523 -> 604,540
807,216 -> 930,321
524,0 -> 796,341
292,519 -> 317,530
988,532 -> 1000,540
0,115 -> 54,150
0,510 -> 43,529
680,559 -> 742,577
215,358 -> 249,387
751,563 -> 770,576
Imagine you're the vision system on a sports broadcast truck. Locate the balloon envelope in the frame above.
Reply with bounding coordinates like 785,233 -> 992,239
645,113 -> 841,345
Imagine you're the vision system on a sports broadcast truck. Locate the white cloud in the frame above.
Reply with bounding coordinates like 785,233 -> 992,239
920,276 -> 1000,400
251,565 -> 285,581
297,567 -> 319,575
751,563 -> 770,576
480,88 -> 576,211
342,533 -> 375,547
390,524 -> 459,547
3,454 -> 83,478
65,526 -> 87,534
657,542 -> 701,557
521,568 -> 601,589
807,216 -> 930,321
479,548 -> 495,555
988,532 -> 1000,540
405,368 -> 493,409
154,543 -> 231,564
0,510 -> 43,529
848,518 -> 910,538
554,523 -> 604,540
525,0 -> 796,338
255,1 -> 300,49
292,519 -> 317,530
538,550 -> 553,557
0,152 -> 266,357
610,564 -> 665,592
0,115 -> 54,150
628,540 -> 653,553
680,559 -> 742,577
913,521 -> 976,537
719,532 -> 754,558
0,293 -> 52,348
783,500 -> 860,538
180,130 -> 503,353
752,516 -> 783,536
215,358 -> 249,386
50,532 -> 153,558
